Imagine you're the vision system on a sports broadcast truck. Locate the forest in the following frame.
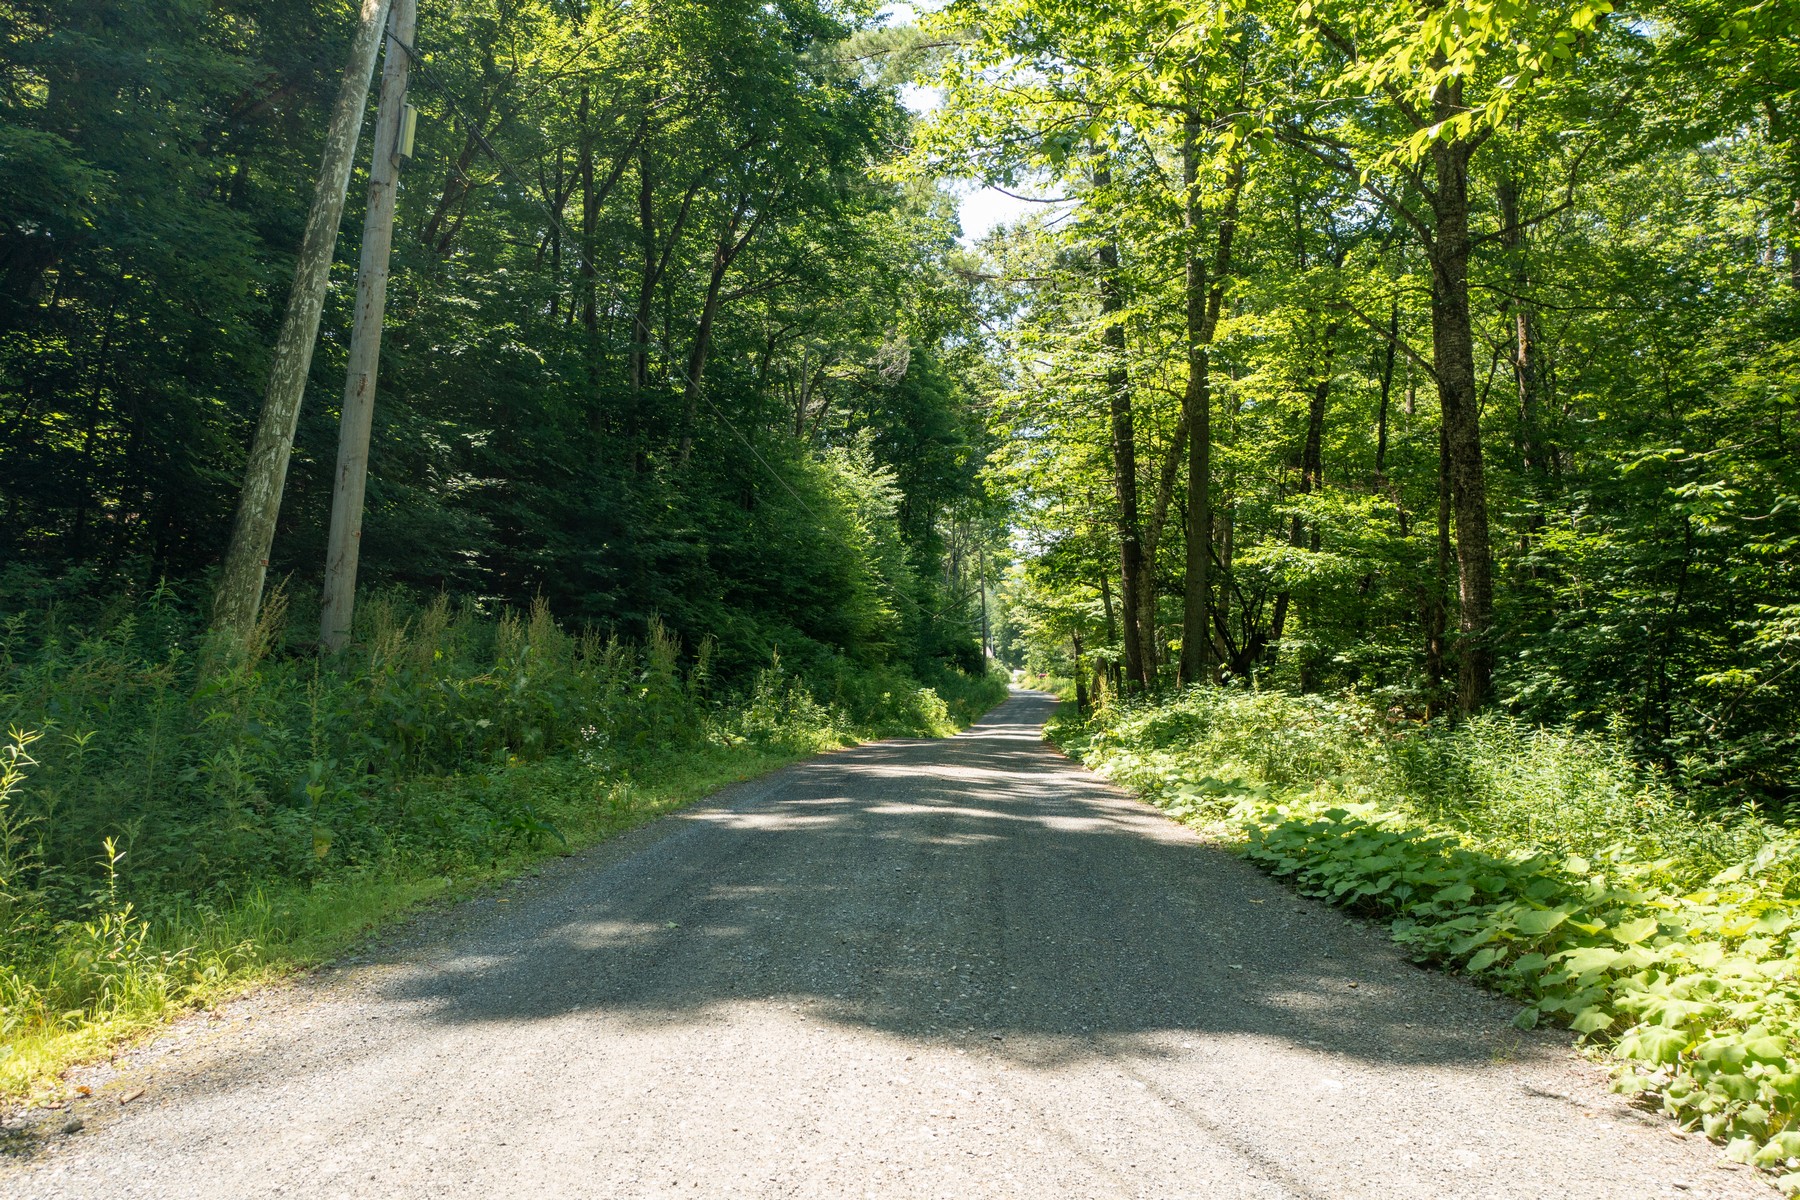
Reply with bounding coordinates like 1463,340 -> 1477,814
935,0 -> 1799,804
1,0 -> 1798,1168
917,0 -> 1798,1170
0,0 -> 1008,1092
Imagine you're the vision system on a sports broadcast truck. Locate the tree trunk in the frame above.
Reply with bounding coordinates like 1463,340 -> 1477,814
319,0 -> 417,654
1178,122 -> 1211,687
1099,567 -> 1118,646
1098,225 -> 1148,693
629,149 -> 657,398
1172,135 -> 1244,687
1269,335 -> 1334,655
1375,302 -> 1398,478
679,202 -> 760,467
1425,418 -> 1452,718
1497,177 -> 1546,488
1098,560 -> 1121,694
1073,632 -> 1089,715
1134,415 -> 1190,682
213,0 -> 393,643
420,46 -> 497,257
1428,134 -> 1495,713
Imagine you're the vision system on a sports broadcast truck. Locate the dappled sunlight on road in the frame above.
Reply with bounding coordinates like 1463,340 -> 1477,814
11,691 -> 1766,1200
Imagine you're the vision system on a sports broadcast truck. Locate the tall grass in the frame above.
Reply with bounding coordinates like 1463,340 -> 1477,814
1062,686 -> 1791,888
0,587 -> 1007,1099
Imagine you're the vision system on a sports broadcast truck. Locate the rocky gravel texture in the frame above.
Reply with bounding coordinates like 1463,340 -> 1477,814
0,690 -> 1774,1199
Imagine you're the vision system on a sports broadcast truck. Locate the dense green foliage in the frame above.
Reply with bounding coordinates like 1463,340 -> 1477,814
0,0 -> 998,679
0,588 -> 1004,1096
3,0 -> 1796,1176
936,0 -> 1798,800
1058,687 -> 1800,1186
0,0 -> 1021,1089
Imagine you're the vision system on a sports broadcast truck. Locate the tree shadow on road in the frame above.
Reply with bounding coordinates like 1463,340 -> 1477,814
364,692 -> 1540,1074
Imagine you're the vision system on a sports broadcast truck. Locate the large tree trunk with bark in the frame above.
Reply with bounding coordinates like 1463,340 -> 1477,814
1428,135 -> 1495,713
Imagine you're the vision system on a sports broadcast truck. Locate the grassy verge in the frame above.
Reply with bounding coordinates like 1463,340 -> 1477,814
0,593 -> 1008,1104
1052,687 -> 1800,1191
0,740 -> 806,1102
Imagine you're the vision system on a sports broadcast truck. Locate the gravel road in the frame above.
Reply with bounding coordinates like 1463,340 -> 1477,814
1,690 -> 1773,1199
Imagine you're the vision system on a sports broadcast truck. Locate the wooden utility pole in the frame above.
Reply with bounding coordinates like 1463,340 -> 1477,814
213,0 -> 393,644
320,0 -> 418,653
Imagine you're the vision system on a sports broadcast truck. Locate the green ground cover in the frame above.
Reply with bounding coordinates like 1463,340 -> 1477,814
1053,688 -> 1800,1191
0,591 -> 1005,1101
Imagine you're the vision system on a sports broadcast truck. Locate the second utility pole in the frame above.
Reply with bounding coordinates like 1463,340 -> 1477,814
320,0 -> 418,653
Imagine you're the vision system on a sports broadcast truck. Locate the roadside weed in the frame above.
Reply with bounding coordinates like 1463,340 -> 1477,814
0,596 -> 1007,1101
1058,686 -> 1800,1191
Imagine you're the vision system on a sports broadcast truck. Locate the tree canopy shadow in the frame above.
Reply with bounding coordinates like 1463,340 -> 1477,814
363,691 -> 1542,1074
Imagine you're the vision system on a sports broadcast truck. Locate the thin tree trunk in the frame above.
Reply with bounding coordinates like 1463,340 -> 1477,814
578,91 -> 603,413
679,202 -> 761,467
1098,226 -> 1148,693
421,49 -> 497,257
1425,418 -> 1452,718
1134,414 -> 1190,682
1496,180 -> 1541,474
1098,566 -> 1121,693
1144,414 -> 1188,542
629,149 -> 656,397
1099,568 -> 1118,645
1269,336 -> 1334,654
1073,632 -> 1089,715
214,0 -> 393,641
1375,302 -> 1398,478
1179,137 -> 1242,686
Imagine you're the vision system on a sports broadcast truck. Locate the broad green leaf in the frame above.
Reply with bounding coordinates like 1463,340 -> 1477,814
1559,945 -> 1623,975
1515,909 -> 1568,937
1570,1006 -> 1613,1033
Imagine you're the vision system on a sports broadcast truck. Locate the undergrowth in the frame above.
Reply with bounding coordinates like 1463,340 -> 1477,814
0,588 -> 1007,1101
1054,687 -> 1800,1191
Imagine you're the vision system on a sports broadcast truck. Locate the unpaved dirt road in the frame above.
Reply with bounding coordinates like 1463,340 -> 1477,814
2,691 -> 1772,1199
